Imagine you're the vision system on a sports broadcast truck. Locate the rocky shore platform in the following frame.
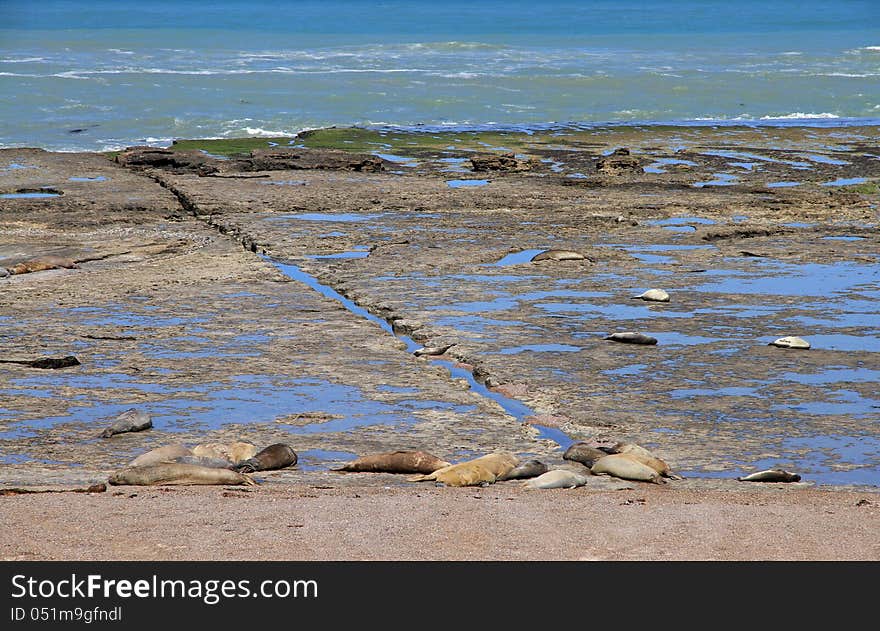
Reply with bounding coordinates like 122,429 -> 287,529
1,125 -> 878,560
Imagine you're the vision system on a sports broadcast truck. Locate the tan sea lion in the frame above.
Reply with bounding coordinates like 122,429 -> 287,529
173,455 -> 234,469
737,469 -> 802,482
100,408 -> 152,438
233,443 -> 297,473
605,332 -> 658,345
8,255 -> 78,275
591,454 -> 664,484
128,444 -> 193,467
497,459 -> 548,481
633,288 -> 670,302
192,441 -> 258,463
522,469 -> 590,489
768,336 -> 810,350
108,463 -> 256,486
408,452 -> 518,486
563,442 -> 609,467
530,249 -> 586,262
616,451 -> 682,480
332,450 -> 451,474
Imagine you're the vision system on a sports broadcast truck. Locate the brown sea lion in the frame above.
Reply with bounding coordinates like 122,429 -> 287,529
591,454 -> 664,484
737,469 -> 802,482
100,408 -> 152,438
108,463 -> 256,486
128,444 -> 193,467
8,255 -> 79,275
332,450 -> 451,474
233,443 -> 297,473
522,469 -> 590,489
408,452 -> 518,486
192,441 -> 258,463
605,332 -> 658,345
496,459 -> 548,481
563,442 -> 609,467
530,249 -> 586,262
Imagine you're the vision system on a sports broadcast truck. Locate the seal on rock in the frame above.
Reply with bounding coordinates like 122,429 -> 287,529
530,249 -> 587,262
108,463 -> 256,486
563,442 -> 609,467
7,255 -> 79,275
332,450 -> 451,474
633,289 -> 670,302
413,344 -> 456,357
233,443 -> 297,473
128,444 -> 193,467
408,452 -> 518,487
192,441 -> 258,463
768,336 -> 810,350
605,332 -> 658,345
522,469 -> 590,489
591,454 -> 664,484
497,459 -> 548,481
100,408 -> 152,438
737,469 -> 801,482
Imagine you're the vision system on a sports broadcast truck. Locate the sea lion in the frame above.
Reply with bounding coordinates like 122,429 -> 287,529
173,455 -> 235,469
413,344 -> 456,357
633,289 -> 670,302
497,459 -> 548,481
601,441 -> 657,459
615,451 -> 682,480
128,444 -> 193,467
737,469 -> 802,483
591,454 -> 664,484
768,336 -> 810,350
233,443 -> 297,473
192,441 -> 258,463
332,450 -> 451,474
563,442 -> 609,467
107,463 -> 256,486
530,249 -> 586,262
408,452 -> 518,486
8,255 -> 78,275
605,332 -> 658,345
522,469 -> 590,489
100,408 -> 152,438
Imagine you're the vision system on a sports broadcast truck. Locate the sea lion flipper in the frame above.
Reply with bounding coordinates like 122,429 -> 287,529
241,473 -> 257,486
407,473 -> 434,482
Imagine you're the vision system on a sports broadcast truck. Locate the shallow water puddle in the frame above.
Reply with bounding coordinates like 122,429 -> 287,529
643,157 -> 697,173
446,179 -> 489,188
822,177 -> 868,186
487,249 -> 546,266
268,212 -> 386,222
1,190 -> 62,199
499,344 -> 581,354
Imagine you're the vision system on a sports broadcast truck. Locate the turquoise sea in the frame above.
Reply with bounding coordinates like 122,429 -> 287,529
1,0 -> 879,151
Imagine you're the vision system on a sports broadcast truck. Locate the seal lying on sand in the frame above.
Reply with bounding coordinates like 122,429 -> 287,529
100,408 -> 152,438
768,336 -> 810,350
605,332 -> 658,345
633,289 -> 670,302
333,450 -> 451,474
108,463 -> 256,486
591,454 -> 664,484
233,443 -> 297,473
496,459 -> 548,481
7,255 -> 79,275
192,442 -> 258,463
128,444 -> 193,467
408,452 -> 518,487
600,442 -> 682,479
737,469 -> 801,482
563,443 -> 609,467
522,469 -> 589,489
530,249 -> 587,262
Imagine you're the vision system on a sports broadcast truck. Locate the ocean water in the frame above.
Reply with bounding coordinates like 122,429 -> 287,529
1,0 -> 879,151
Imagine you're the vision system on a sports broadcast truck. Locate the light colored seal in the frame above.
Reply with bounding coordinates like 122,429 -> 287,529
497,459 -> 548,481
737,469 -> 801,482
408,452 -> 519,487
530,249 -> 586,262
413,344 -> 456,357
192,441 -> 258,463
591,454 -> 664,484
107,463 -> 256,486
769,336 -> 810,350
333,450 -> 451,474
563,442 -> 608,467
128,444 -> 193,467
633,289 -> 670,302
605,332 -> 658,345
233,443 -> 297,473
173,455 -> 234,469
8,255 -> 78,275
100,408 -> 152,438
615,451 -> 682,480
522,469 -> 590,489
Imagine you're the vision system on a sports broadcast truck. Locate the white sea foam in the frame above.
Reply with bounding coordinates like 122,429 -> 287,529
759,112 -> 840,120
241,127 -> 294,137
0,57 -> 46,63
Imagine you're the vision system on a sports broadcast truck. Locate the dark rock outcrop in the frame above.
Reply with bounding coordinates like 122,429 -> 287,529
469,152 -> 535,172
234,148 -> 384,173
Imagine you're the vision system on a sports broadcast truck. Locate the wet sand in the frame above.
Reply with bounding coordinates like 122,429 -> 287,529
1,126 -> 878,560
